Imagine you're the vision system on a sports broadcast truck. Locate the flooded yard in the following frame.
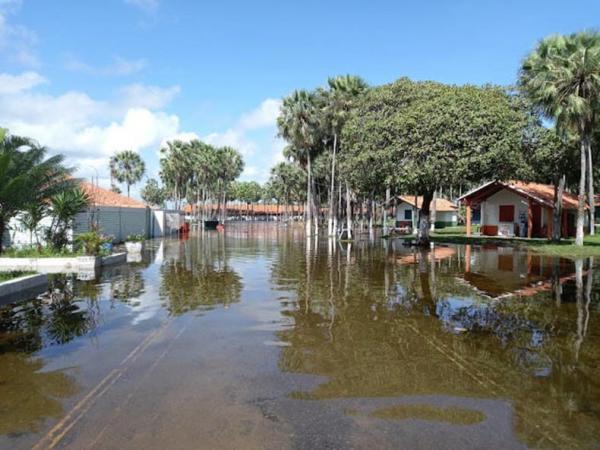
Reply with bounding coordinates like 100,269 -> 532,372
1,223 -> 599,449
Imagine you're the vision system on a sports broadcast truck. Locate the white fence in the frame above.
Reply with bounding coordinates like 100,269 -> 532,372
4,207 -> 185,248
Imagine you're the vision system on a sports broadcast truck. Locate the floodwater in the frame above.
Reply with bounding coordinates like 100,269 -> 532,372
0,223 -> 599,449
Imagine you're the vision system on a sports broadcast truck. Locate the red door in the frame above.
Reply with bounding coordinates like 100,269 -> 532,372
531,204 -> 542,237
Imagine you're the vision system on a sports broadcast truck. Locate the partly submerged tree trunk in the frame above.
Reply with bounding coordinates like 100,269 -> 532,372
576,127 -> 588,246
430,190 -> 437,232
383,186 -> 390,235
345,182 -> 352,240
552,174 -> 565,242
416,191 -> 434,246
306,153 -> 313,236
328,133 -> 337,237
588,142 -> 595,235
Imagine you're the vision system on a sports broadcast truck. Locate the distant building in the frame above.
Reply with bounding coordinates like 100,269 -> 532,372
395,195 -> 458,231
459,181 -> 584,238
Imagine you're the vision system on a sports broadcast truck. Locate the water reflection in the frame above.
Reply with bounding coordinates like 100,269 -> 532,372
0,226 -> 598,448
159,235 -> 243,314
276,238 -> 600,449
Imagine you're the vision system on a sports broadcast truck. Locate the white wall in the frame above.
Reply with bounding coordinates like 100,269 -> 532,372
481,189 -> 529,237
395,203 -> 416,223
151,210 -> 183,237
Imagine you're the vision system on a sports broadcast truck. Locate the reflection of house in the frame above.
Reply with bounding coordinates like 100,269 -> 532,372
393,245 -> 456,265
462,244 -> 575,297
459,181 -> 583,238
395,196 -> 458,231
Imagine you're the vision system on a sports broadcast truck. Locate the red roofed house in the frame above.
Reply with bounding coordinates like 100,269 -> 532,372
459,181 -> 585,238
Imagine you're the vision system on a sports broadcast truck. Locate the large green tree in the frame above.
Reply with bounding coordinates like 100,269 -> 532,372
109,150 -> 146,198
342,78 -> 529,245
520,31 -> 600,245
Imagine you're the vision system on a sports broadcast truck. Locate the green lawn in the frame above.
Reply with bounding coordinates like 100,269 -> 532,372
0,271 -> 35,282
401,225 -> 600,258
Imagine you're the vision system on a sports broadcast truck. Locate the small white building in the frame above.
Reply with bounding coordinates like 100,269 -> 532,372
459,181 -> 583,238
395,195 -> 458,231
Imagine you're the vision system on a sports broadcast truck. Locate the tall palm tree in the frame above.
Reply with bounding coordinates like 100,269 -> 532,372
325,75 -> 368,237
277,90 -> 321,235
109,150 -> 145,198
0,133 -> 74,252
520,31 -> 600,246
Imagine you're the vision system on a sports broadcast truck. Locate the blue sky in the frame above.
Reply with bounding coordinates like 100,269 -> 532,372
0,0 -> 598,198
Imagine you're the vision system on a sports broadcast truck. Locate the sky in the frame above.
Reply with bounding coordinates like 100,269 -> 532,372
0,0 -> 598,198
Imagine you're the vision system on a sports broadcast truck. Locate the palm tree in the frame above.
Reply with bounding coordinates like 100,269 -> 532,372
324,75 -> 368,237
277,90 -> 321,235
0,133 -> 74,253
520,31 -> 600,246
109,150 -> 145,198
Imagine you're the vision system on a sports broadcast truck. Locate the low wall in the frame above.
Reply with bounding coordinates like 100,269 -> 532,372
0,252 -> 127,274
0,273 -> 49,304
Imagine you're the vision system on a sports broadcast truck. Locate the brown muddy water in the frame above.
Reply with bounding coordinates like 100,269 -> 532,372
0,223 -> 599,449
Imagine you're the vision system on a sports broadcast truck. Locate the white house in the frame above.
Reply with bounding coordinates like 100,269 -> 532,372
395,195 -> 458,232
459,181 -> 583,238
6,181 -> 184,248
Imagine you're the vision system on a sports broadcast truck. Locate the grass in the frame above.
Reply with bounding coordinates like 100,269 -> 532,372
1,246 -> 83,258
398,225 -> 600,258
0,271 -> 35,282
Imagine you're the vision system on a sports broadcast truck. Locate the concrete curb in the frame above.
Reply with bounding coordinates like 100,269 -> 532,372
0,252 -> 128,274
0,273 -> 48,300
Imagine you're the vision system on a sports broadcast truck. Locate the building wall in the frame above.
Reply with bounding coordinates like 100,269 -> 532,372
395,202 -> 458,229
151,210 -> 183,237
481,189 -> 531,237
74,206 -> 150,242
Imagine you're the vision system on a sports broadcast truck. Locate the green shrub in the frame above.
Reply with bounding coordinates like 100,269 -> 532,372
3,245 -> 81,258
126,234 -> 146,242
76,232 -> 111,256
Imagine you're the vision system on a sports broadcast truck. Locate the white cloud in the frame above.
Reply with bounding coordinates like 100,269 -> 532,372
0,71 -> 46,94
118,83 -> 180,110
238,98 -> 281,130
203,128 -> 257,156
65,55 -> 148,76
125,0 -> 159,12
0,71 -> 186,191
0,1 -> 38,66
241,166 -> 258,178
159,131 -> 199,149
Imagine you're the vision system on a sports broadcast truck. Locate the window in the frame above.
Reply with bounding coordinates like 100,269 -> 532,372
404,209 -> 412,220
498,205 -> 514,222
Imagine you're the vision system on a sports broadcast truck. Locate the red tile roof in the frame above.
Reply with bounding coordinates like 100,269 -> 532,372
460,181 -> 582,210
397,195 -> 458,212
79,181 -> 147,208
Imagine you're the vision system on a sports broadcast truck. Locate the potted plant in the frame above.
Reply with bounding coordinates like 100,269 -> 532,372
125,234 -> 145,253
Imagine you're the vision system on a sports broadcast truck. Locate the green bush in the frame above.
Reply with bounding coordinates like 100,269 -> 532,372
76,232 -> 111,256
3,245 -> 81,258
126,234 -> 146,242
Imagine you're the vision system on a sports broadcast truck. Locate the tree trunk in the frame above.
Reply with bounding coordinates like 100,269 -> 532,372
345,182 -> 352,240
127,183 -> 131,198
328,133 -> 337,236
306,153 -> 313,236
576,126 -> 588,246
383,186 -> 390,235
416,191 -> 434,246
0,216 -> 4,254
552,175 -> 565,242
430,190 -> 437,232
588,142 -> 595,235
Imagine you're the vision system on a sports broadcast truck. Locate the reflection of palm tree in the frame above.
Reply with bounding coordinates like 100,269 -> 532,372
110,270 -> 145,302
159,236 -> 242,315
